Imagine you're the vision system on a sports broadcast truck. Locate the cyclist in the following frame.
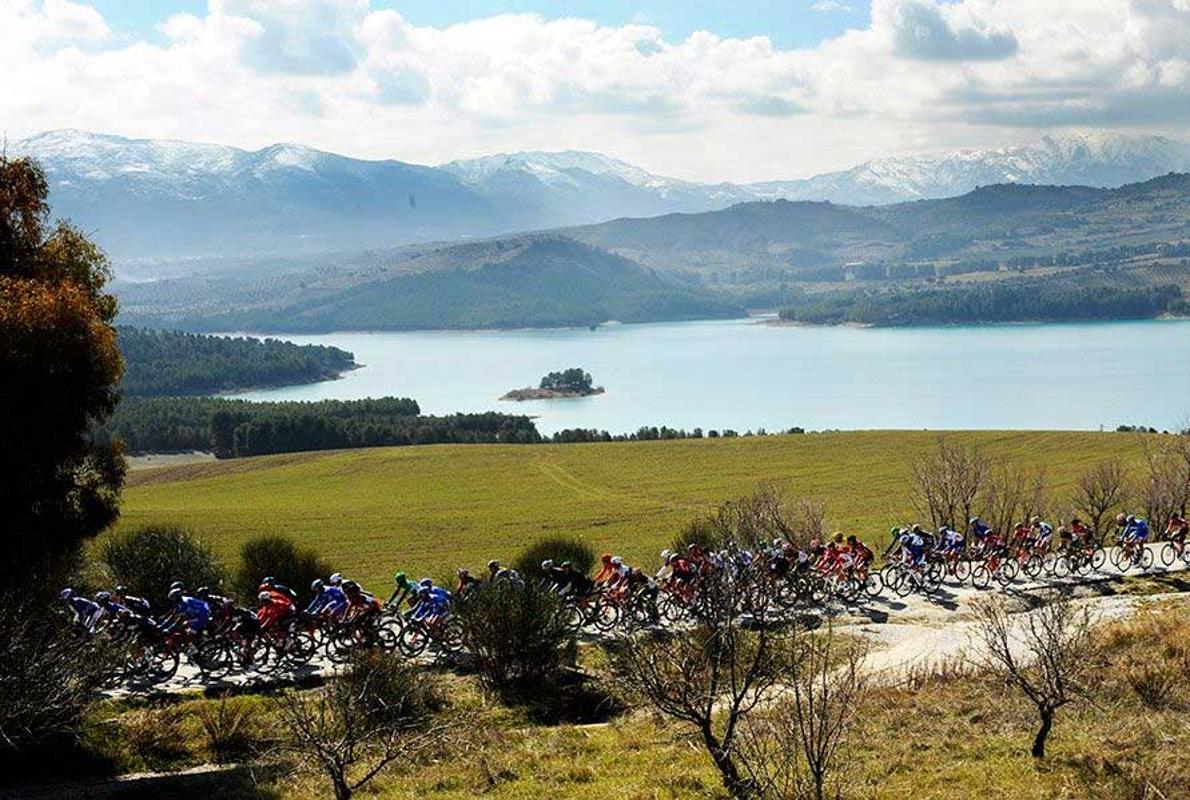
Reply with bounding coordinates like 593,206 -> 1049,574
846,535 -> 874,570
456,567 -> 482,595
884,526 -> 907,557
939,525 -> 965,556
58,588 -> 104,632
257,588 -> 295,633
1031,517 -> 1054,551
411,581 -> 452,624
387,572 -> 418,609
306,578 -> 348,620
113,585 -> 152,617
968,517 -> 991,544
163,587 -> 211,635
343,580 -> 382,620
594,554 -> 617,585
1166,513 -> 1189,548
559,560 -> 594,597
260,576 -> 299,602
900,531 -> 926,567
1069,517 -> 1093,547
1118,513 -> 1150,545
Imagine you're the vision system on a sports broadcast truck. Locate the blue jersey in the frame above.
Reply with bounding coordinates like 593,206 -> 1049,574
176,595 -> 211,630
69,596 -> 101,622
306,586 -> 348,615
971,521 -> 991,538
1125,518 -> 1150,540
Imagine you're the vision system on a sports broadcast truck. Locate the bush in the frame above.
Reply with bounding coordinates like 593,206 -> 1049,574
101,524 -> 225,611
454,579 -> 573,698
0,599 -> 118,765
194,695 -> 266,763
512,536 -> 596,580
233,535 -> 330,605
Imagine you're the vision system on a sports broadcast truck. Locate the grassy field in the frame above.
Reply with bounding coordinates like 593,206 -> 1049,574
119,430 -> 1152,589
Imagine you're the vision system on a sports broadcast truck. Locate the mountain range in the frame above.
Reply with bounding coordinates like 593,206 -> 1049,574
13,129 -> 1190,263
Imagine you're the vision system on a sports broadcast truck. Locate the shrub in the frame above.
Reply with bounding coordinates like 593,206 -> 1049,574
194,695 -> 266,763
119,705 -> 191,768
454,579 -> 573,698
0,599 -> 118,764
101,524 -> 225,611
232,535 -> 331,605
512,535 -> 596,580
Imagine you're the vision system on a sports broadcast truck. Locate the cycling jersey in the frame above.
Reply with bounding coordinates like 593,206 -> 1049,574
68,596 -> 104,631
258,594 -> 295,630
412,587 -> 452,621
306,585 -> 348,617
970,520 -> 991,539
1124,518 -> 1150,541
174,595 -> 212,632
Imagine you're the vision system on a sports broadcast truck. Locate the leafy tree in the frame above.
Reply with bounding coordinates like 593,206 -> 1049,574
512,535 -> 596,578
539,367 -> 595,394
0,156 -> 125,586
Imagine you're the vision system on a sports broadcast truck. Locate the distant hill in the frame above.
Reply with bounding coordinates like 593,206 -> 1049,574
566,174 -> 1190,276
15,129 -> 1190,264
125,236 -> 743,332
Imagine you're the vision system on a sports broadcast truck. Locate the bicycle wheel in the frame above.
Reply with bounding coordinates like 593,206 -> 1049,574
952,559 -> 972,582
1140,547 -> 1154,570
1091,547 -> 1107,571
438,618 -> 465,654
1161,542 -> 1177,567
970,565 -> 991,590
1109,546 -> 1125,569
594,599 -> 621,632
862,571 -> 884,599
920,570 -> 941,595
1023,554 -> 1044,579
398,622 -> 429,658
1050,554 -> 1071,579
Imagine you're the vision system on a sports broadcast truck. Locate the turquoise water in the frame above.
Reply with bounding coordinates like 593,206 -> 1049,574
230,318 -> 1190,435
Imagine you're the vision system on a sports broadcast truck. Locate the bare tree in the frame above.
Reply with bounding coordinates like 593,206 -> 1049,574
736,623 -> 867,800
910,439 -> 988,530
606,572 -> 785,799
677,485 -> 821,553
1138,437 -> 1190,533
970,594 -> 1097,759
1072,458 -> 1131,540
978,463 -> 1047,542
272,652 -> 459,800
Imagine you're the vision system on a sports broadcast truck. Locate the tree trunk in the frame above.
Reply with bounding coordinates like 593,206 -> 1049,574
333,773 -> 353,800
1032,707 -> 1054,759
700,725 -> 749,799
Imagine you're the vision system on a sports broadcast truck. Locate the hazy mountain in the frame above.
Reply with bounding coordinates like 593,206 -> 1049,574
749,132 -> 1190,206
12,130 -> 511,260
14,129 -> 1190,265
122,235 -> 742,332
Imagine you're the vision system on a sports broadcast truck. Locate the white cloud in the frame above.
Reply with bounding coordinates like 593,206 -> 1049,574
1,0 -> 1188,181
812,1 -> 854,12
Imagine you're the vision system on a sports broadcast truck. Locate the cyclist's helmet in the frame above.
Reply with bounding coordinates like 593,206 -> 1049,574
257,591 -> 271,602
1030,516 -> 1040,526
343,580 -> 360,593
95,590 -> 111,603
419,578 -> 433,588
58,588 -> 73,600
541,559 -> 554,570
600,553 -> 613,563
115,585 -> 128,594
457,567 -> 469,577
611,556 -> 624,566
262,576 -> 276,586
487,560 -> 500,572
168,587 -> 183,603
329,573 -> 343,586
833,531 -> 844,543
1127,515 -> 1137,524
847,535 -> 857,544
393,571 -> 406,585
195,586 -> 210,598
660,549 -> 672,560
311,578 -> 324,592
911,524 -> 924,534
969,517 -> 979,525
889,526 -> 900,537
169,580 -> 184,592
560,560 -> 572,569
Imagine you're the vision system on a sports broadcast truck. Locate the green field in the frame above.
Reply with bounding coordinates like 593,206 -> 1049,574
120,430 -> 1150,589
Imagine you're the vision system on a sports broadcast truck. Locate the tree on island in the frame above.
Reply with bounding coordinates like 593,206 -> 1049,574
539,368 -> 595,394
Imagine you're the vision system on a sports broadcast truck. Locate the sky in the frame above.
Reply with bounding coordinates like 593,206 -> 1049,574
3,0 -> 1190,182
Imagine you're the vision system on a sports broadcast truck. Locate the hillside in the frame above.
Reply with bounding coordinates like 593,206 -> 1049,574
124,236 -> 741,332
120,430 -> 1151,590
567,174 -> 1190,293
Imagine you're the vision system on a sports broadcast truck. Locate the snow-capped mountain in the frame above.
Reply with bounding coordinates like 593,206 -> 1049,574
440,150 -> 754,226
12,129 -> 1190,263
748,132 -> 1190,206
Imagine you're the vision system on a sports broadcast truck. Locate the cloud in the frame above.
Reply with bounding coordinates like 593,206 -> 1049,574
877,0 -> 1018,61
812,1 -> 854,12
1,0 -> 1188,182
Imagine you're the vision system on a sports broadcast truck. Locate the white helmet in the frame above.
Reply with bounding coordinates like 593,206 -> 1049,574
611,556 -> 624,565
257,591 -> 271,602
541,559 -> 554,570
328,573 -> 343,586
660,549 -> 672,560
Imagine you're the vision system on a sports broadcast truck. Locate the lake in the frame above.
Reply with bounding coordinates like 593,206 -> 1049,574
230,317 -> 1190,435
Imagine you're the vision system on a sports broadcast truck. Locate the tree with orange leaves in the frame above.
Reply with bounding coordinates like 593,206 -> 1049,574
0,156 -> 125,586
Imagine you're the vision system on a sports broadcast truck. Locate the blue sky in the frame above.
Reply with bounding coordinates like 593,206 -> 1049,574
89,0 -> 867,49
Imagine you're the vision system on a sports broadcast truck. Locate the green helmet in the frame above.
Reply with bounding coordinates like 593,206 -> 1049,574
889,526 -> 900,537
394,571 -> 407,586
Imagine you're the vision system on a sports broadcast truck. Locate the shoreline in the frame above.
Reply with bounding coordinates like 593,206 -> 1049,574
499,386 -> 606,402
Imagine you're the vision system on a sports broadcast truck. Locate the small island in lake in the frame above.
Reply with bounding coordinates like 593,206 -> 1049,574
501,367 -> 605,401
